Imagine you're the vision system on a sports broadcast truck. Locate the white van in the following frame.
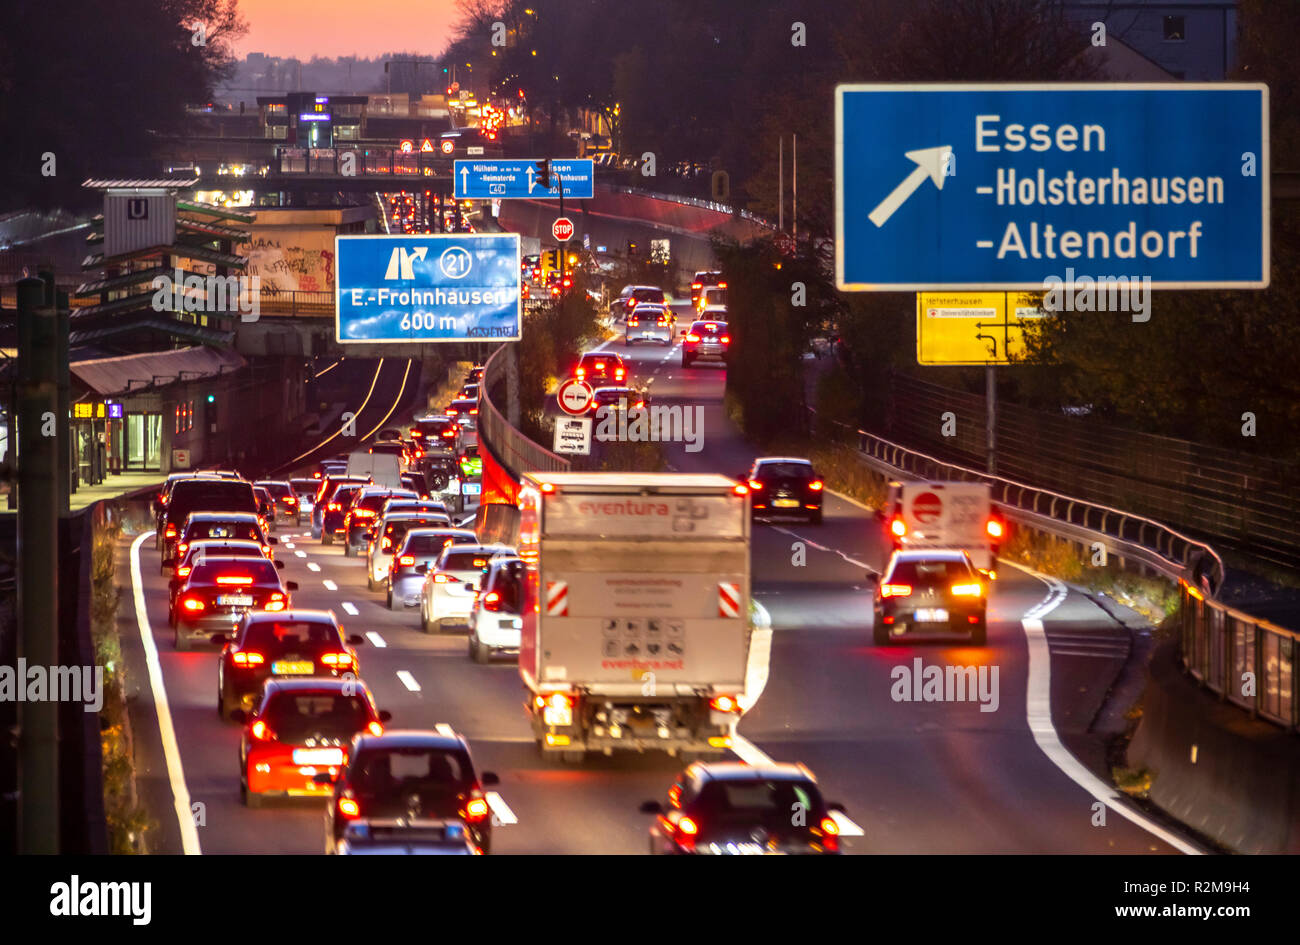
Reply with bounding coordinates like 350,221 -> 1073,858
882,480 -> 1004,574
347,451 -> 404,490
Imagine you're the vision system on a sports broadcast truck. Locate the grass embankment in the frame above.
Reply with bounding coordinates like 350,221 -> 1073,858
90,516 -> 153,853
425,361 -> 474,414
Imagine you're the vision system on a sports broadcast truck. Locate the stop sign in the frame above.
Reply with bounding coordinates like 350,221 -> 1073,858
557,377 -> 594,415
552,217 -> 575,242
911,491 -> 943,524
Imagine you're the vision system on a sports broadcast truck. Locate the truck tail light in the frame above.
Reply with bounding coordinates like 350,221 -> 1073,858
880,583 -> 912,598
709,695 -> 739,713
890,517 -> 907,537
539,692 -> 573,727
986,518 -> 1004,538
732,483 -> 749,496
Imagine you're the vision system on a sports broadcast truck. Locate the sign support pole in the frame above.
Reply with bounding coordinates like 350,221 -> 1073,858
986,364 -> 997,476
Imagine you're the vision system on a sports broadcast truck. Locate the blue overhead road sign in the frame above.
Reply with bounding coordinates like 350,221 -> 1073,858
335,234 -> 521,343
454,159 -> 595,200
836,84 -> 1269,291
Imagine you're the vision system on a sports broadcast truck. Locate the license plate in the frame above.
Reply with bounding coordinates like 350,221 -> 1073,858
217,595 -> 254,606
272,661 -> 314,675
293,748 -> 344,766
914,609 -> 949,622
773,499 -> 800,508
461,482 -> 481,495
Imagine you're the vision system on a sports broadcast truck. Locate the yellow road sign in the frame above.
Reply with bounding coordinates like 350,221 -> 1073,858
916,291 -> 1045,365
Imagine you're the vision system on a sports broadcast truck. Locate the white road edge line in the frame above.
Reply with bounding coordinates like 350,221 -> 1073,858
129,532 -> 202,855
729,733 -> 866,838
487,791 -> 518,825
1009,561 -> 1203,855
396,670 -> 421,692
364,630 -> 385,647
770,525 -> 875,573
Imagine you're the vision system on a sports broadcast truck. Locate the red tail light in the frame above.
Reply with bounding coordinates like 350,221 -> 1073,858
819,816 -> 840,852
732,484 -> 749,496
328,502 -> 340,511
709,695 -> 738,712
178,542 -> 189,554
691,282 -> 702,289
595,361 -> 605,370
320,652 -> 353,668
176,566 -> 191,577
250,720 -> 274,741
367,720 -> 384,736
718,281 -> 727,288
881,583 -> 912,598
465,795 -> 490,822
986,518 -> 1004,538
614,369 -> 625,379
705,323 -> 718,330
686,333 -> 701,342
721,336 -> 731,344
628,318 -> 639,327
482,591 -> 501,612
747,479 -> 763,490
890,517 -> 907,537
354,509 -> 375,519
337,796 -> 360,818
398,555 -> 415,566
181,596 -> 205,612
284,497 -> 297,505
808,480 -> 824,491
217,575 -> 253,585
232,651 -> 264,667
165,525 -> 177,538
575,368 -> 585,378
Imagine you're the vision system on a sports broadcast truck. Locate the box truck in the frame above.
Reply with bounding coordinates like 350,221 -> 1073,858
516,472 -> 756,763
882,480 -> 1004,573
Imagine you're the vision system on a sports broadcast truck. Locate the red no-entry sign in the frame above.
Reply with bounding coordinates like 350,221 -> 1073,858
552,217 -> 575,242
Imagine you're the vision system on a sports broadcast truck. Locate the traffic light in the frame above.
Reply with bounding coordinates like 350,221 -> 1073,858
535,158 -> 551,189
544,249 -> 561,271
627,240 -> 639,257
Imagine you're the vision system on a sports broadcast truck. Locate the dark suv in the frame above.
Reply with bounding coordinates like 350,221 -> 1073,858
744,457 -> 824,524
159,478 -> 259,572
871,549 -> 988,646
315,477 -> 370,543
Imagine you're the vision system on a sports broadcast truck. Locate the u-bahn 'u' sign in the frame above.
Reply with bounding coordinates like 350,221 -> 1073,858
335,233 -> 522,343
835,83 -> 1269,291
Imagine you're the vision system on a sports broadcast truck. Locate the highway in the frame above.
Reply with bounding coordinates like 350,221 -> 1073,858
118,298 -> 1201,855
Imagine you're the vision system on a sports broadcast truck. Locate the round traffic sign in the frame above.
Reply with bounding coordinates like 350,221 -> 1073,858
440,139 -> 454,155
552,217 -> 575,242
557,377 -> 594,415
912,491 -> 943,524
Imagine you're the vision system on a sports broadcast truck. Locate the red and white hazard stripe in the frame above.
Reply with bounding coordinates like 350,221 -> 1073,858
546,581 -> 569,616
718,581 -> 741,618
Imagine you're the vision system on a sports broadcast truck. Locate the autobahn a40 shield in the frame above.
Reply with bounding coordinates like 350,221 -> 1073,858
335,234 -> 521,343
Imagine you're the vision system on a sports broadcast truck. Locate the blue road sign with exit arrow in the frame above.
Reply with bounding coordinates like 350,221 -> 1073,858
835,84 -> 1269,291
335,234 -> 521,343
454,159 -> 595,200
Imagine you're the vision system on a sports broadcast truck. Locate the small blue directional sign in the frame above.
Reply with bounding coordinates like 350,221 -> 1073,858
836,84 -> 1269,291
335,234 -> 521,343
454,159 -> 595,200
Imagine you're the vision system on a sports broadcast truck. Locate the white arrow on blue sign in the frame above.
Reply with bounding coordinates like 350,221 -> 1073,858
836,83 -> 1269,291
454,159 -> 595,200
335,234 -> 521,343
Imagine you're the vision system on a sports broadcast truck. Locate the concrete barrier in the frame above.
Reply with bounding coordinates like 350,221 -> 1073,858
1126,639 -> 1300,853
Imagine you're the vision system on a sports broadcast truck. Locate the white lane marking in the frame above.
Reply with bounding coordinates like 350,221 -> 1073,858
435,723 -> 456,737
487,792 -> 518,825
294,550 -> 307,558
729,733 -> 865,837
307,562 -> 321,572
341,602 -> 360,616
322,579 -> 338,591
396,670 -> 421,692
365,630 -> 385,647
129,532 -> 202,855
1050,649 -> 1126,658
825,487 -> 874,513
770,525 -> 875,573
284,542 -> 295,550
1013,566 -> 1203,854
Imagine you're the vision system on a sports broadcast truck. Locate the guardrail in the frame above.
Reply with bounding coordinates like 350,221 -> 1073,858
811,407 -> 1300,731
604,183 -> 777,230
479,344 -> 570,478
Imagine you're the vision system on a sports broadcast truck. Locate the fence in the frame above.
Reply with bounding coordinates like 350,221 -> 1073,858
255,288 -> 334,318
1180,583 -> 1297,730
479,344 -> 570,478
883,373 -> 1300,572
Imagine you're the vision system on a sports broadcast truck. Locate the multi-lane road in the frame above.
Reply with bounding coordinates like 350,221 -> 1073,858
119,298 -> 1203,854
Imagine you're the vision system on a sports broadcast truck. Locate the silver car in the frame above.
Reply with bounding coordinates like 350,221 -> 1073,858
624,303 -> 674,345
387,527 -> 478,610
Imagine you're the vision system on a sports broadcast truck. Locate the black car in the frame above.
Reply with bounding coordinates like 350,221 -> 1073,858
870,549 -> 988,646
159,478 -> 259,571
320,482 -> 369,546
313,475 -> 370,540
214,609 -> 366,718
641,761 -> 845,855
744,456 -> 824,524
323,731 -> 499,854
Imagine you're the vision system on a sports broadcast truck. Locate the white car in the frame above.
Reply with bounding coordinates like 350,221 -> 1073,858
420,543 -> 516,633
466,557 -> 524,663
624,304 -> 674,345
